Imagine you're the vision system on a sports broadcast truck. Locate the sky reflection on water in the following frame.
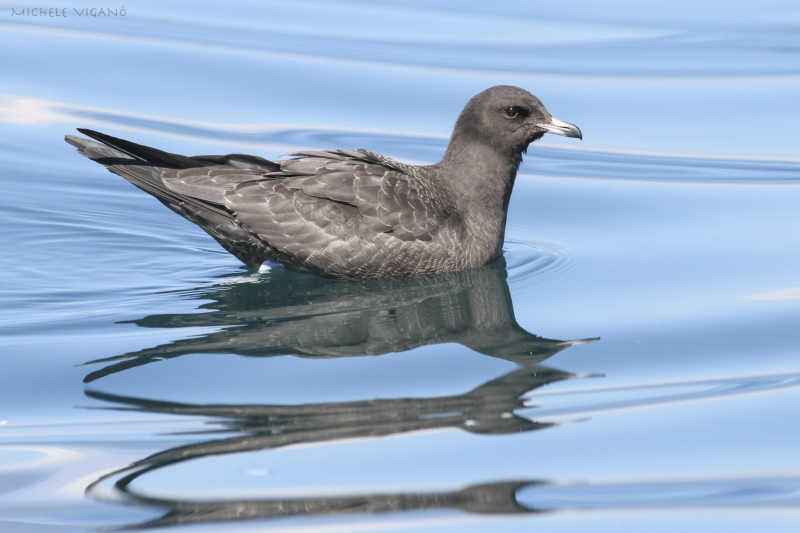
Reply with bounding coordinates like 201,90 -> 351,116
1,1 -> 800,531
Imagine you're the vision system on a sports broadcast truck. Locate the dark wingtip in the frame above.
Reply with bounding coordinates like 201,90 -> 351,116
76,127 -> 102,138
76,128 -> 119,145
72,128 -> 212,168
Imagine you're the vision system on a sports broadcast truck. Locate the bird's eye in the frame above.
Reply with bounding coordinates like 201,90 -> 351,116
504,107 -> 520,119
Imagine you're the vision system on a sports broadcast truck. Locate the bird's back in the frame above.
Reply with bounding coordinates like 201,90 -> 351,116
66,130 -> 478,279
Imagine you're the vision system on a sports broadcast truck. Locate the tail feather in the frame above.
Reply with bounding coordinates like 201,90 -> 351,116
65,133 -> 228,218
76,128 -> 212,169
65,130 -> 272,266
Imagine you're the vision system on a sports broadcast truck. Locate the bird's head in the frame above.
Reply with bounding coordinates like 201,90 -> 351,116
450,85 -> 582,159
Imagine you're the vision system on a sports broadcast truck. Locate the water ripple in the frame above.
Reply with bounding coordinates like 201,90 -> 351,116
528,146 -> 800,184
520,372 -> 800,420
518,476 -> 800,511
503,239 -> 584,288
4,2 -> 799,78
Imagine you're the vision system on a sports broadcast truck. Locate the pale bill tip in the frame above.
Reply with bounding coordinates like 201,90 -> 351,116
537,116 -> 582,139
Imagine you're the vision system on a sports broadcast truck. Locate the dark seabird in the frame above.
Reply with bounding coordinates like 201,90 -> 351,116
66,85 -> 581,279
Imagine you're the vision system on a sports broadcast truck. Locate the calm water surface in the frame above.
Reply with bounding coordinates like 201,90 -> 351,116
2,1 -> 800,531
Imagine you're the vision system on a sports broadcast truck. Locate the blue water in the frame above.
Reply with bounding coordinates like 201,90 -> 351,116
2,1 -> 800,531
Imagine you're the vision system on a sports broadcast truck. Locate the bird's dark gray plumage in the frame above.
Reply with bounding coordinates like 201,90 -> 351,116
65,85 -> 581,279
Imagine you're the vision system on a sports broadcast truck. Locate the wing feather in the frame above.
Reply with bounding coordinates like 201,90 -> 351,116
222,151 -> 455,276
71,132 -> 458,278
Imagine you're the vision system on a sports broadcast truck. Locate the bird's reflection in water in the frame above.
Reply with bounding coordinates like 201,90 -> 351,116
85,258 -> 598,528
84,258 -> 590,380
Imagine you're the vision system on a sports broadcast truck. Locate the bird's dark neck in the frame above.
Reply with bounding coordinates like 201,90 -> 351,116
435,139 -> 523,263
